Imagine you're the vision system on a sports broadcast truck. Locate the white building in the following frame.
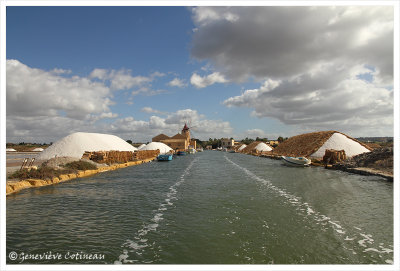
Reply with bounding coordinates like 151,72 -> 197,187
221,138 -> 235,148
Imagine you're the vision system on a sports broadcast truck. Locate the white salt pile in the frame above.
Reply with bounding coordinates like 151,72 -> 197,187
37,132 -> 138,160
6,148 -> 17,152
238,144 -> 247,151
32,148 -> 44,152
255,142 -> 272,152
137,144 -> 146,150
311,133 -> 370,158
140,142 -> 172,154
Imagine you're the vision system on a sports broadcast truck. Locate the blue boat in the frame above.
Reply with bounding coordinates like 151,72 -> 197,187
157,154 -> 173,161
176,151 -> 186,156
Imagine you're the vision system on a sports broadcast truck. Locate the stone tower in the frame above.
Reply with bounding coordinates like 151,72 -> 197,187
181,123 -> 190,144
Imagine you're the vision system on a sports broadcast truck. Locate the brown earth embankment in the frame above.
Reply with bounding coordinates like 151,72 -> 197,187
6,158 -> 155,196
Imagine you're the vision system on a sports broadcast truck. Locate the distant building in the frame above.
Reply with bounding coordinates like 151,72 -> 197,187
269,140 -> 279,146
152,124 -> 197,151
221,138 -> 235,148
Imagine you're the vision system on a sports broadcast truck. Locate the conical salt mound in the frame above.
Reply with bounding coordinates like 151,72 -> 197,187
272,131 -> 371,158
241,141 -> 272,153
310,133 -> 371,158
238,144 -> 247,151
37,132 -> 138,160
255,142 -> 273,152
139,142 -> 172,154
138,144 -> 146,150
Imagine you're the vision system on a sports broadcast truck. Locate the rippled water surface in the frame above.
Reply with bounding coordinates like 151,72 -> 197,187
6,151 -> 393,264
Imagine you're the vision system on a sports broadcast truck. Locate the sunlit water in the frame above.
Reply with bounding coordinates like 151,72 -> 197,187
6,151 -> 393,264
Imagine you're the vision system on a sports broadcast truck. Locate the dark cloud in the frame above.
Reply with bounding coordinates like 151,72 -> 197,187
191,6 -> 393,83
192,6 -> 394,135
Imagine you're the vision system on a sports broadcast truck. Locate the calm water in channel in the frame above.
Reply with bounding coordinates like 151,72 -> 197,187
7,151 -> 393,264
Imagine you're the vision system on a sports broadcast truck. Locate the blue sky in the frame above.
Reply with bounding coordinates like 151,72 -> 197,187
5,6 -> 395,143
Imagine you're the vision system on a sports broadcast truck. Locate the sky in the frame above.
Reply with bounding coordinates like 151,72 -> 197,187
5,5 -> 396,143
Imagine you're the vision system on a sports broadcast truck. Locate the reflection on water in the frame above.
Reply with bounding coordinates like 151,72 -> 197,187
7,151 -> 393,264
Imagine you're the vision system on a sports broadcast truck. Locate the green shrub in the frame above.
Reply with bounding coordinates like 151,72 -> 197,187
8,166 -> 72,180
8,160 -> 97,181
63,160 -> 98,170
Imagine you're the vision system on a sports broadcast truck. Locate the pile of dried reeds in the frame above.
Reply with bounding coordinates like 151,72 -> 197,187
322,149 -> 346,165
133,150 -> 160,160
82,150 -> 135,164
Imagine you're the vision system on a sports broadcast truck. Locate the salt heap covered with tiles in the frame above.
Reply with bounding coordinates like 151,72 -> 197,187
310,133 -> 370,158
272,131 -> 371,158
139,142 -> 172,154
37,132 -> 138,160
240,141 -> 273,153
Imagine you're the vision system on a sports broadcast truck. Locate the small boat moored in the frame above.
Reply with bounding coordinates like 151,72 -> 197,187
176,150 -> 186,156
281,156 -> 311,167
157,154 -> 173,161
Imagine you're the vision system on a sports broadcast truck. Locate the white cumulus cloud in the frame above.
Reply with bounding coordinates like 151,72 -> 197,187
90,68 -> 152,90
168,77 -> 186,88
190,72 -> 228,88
7,59 -> 113,120
141,107 -> 166,115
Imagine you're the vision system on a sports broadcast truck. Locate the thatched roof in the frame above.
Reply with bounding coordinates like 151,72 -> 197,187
272,131 -> 372,157
152,133 -> 170,142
